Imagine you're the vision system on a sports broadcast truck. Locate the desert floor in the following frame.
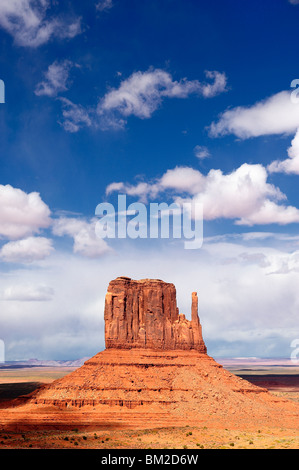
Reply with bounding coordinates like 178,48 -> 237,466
0,363 -> 298,449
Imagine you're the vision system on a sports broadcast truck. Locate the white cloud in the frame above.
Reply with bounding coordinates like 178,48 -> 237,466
106,181 -> 160,202
210,90 -> 299,138
35,60 -> 75,97
52,217 -> 112,258
58,98 -> 93,133
196,70 -> 228,98
268,127 -> 299,174
209,87 -> 299,176
55,68 -> 227,132
0,236 -> 54,263
0,184 -> 51,240
159,167 -> 205,194
96,0 -> 114,12
0,0 -> 81,47
106,163 -> 299,226
234,200 -> 299,226
1,284 -> 54,301
194,145 -> 210,160
289,0 -> 299,4
98,68 -> 227,127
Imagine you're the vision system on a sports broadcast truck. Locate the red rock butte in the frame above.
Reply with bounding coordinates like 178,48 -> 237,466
0,277 -> 298,432
104,277 -> 207,352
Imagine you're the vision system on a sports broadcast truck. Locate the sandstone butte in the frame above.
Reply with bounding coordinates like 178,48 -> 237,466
0,276 -> 298,432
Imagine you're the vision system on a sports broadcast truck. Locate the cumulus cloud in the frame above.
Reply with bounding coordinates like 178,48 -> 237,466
35,60 -> 75,97
106,163 -> 299,226
0,236 -> 54,263
268,128 -> 299,175
0,184 -> 111,262
0,0 -> 81,48
210,90 -> 299,139
0,184 -> 51,240
52,217 -> 112,258
159,167 -> 205,194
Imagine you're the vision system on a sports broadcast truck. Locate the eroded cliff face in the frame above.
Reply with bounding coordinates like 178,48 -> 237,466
104,276 -> 207,353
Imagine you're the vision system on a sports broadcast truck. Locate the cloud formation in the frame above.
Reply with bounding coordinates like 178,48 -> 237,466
35,60 -> 75,97
106,163 -> 299,226
58,98 -> 93,133
1,237 -> 299,360
52,217 -> 112,258
210,90 -> 299,138
268,128 -> 299,175
1,284 -> 54,301
194,145 -> 210,160
53,68 -> 227,132
0,0 -> 81,47
0,184 -> 51,240
0,236 -> 54,263
0,183 -> 114,263
98,69 -> 228,127
209,87 -> 299,176
96,0 -> 114,12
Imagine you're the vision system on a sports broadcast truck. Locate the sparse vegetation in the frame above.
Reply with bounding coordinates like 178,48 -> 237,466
0,425 -> 298,449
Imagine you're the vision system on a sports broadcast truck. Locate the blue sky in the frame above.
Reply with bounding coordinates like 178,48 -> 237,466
1,0 -> 299,361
